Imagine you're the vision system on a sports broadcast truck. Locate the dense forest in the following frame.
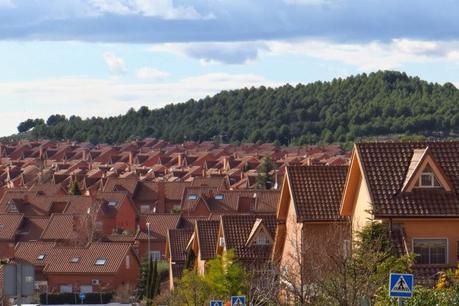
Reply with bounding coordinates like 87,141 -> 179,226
16,71 -> 459,145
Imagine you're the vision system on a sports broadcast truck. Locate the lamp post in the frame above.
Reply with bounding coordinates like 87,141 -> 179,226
146,222 -> 151,261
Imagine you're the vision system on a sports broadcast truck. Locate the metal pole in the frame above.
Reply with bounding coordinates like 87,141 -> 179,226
398,298 -> 402,306
16,263 -> 22,306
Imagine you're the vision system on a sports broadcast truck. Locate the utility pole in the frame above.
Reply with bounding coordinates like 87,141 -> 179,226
146,222 -> 151,260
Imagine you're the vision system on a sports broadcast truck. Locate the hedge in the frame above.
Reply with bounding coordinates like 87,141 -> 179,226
39,292 -> 113,304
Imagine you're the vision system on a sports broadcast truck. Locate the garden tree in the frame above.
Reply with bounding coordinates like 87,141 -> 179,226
67,180 -> 81,195
164,250 -> 248,305
16,71 -> 459,145
279,221 -> 413,306
256,156 -> 276,189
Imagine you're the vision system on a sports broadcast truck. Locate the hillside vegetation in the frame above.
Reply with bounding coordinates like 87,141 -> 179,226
17,71 -> 459,145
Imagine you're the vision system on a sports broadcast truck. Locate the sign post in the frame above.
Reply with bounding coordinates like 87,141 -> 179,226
389,273 -> 414,305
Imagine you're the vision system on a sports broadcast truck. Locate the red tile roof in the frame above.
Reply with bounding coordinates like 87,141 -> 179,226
196,220 -> 219,260
286,165 -> 348,222
168,228 -> 193,262
138,214 -> 181,241
221,214 -> 276,263
0,213 -> 23,241
14,241 -> 56,266
43,242 -> 135,274
356,142 -> 459,217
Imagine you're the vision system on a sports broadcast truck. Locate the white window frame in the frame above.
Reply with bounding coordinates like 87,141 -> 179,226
95,258 -> 107,266
417,171 -> 441,188
412,237 -> 448,265
188,194 -> 198,200
140,205 -> 150,214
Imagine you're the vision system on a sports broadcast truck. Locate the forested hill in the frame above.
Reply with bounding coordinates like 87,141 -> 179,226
17,71 -> 459,145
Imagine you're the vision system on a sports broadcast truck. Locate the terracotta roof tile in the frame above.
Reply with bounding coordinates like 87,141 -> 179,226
221,214 -> 276,263
43,242 -> 134,274
40,214 -> 81,241
168,228 -> 193,262
0,213 -> 23,241
286,165 -> 348,222
196,220 -> 219,260
138,214 -> 181,241
356,142 -> 459,217
14,241 -> 56,266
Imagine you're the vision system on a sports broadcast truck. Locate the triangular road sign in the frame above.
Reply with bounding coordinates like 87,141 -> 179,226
391,275 -> 410,293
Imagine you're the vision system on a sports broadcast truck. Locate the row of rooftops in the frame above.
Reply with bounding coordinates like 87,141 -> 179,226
0,138 -> 348,194
2,140 -> 459,291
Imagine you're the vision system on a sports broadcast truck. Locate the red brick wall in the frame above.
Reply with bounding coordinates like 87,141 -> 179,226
115,199 -> 136,232
0,241 -> 14,259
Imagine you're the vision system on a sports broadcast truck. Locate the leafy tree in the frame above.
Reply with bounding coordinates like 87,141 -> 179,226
68,180 -> 81,195
15,71 -> 459,145
256,157 -> 276,189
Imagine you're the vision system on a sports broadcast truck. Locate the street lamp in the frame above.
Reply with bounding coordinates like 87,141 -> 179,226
146,222 -> 151,261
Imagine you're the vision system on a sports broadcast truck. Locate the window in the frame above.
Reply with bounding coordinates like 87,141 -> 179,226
37,254 -> 46,261
416,171 -> 441,188
149,251 -> 161,261
7,200 -> 18,213
60,285 -> 72,293
70,256 -> 80,263
95,258 -> 107,266
95,221 -> 103,231
413,239 -> 447,265
0,224 -> 4,230
255,232 -> 271,245
108,200 -> 118,206
140,205 -> 150,214
214,194 -> 224,200
80,285 -> 93,293
188,194 -> 197,200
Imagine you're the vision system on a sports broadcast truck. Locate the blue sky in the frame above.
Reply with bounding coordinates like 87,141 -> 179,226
0,0 -> 459,136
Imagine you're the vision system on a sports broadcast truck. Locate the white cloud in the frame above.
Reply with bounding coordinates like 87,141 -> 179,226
151,38 -> 459,70
88,0 -> 206,20
103,52 -> 127,74
136,67 -> 170,79
151,41 -> 269,64
0,73 -> 280,136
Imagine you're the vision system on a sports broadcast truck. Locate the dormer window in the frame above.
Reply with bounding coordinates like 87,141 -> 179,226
214,194 -> 224,200
7,200 -> 18,213
417,171 -> 441,188
108,200 -> 118,206
188,194 -> 197,200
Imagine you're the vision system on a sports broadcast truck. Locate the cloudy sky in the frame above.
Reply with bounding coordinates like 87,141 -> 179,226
0,0 -> 459,136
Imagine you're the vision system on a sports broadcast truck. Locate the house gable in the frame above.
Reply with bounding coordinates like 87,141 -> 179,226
245,218 -> 274,247
401,147 -> 453,192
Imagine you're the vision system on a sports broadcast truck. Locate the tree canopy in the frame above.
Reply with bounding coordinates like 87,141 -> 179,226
17,71 -> 459,145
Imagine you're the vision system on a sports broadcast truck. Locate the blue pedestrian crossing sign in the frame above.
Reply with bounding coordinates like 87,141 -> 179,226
210,301 -> 223,306
231,295 -> 246,306
79,292 -> 86,301
389,273 -> 413,298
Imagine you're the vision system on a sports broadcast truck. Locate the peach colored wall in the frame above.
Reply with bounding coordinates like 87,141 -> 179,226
351,177 -> 373,234
398,219 -> 459,266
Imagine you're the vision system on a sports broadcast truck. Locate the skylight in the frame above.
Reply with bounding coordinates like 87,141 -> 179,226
37,254 -> 46,260
95,258 -> 107,266
70,256 -> 80,263
215,194 -> 224,200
